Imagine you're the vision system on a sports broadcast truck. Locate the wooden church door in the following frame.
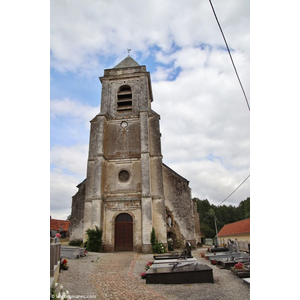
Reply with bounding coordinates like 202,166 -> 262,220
115,213 -> 133,251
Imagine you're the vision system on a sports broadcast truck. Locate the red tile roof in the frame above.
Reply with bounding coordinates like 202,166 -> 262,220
50,219 -> 70,231
218,218 -> 250,237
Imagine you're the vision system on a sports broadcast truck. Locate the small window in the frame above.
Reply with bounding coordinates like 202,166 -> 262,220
118,170 -> 130,182
117,85 -> 132,113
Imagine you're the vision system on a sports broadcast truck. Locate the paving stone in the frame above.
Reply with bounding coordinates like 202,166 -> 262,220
57,248 -> 250,300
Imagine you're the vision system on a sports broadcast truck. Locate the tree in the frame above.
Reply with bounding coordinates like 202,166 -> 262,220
200,223 -> 215,238
237,197 -> 250,219
194,197 -> 250,238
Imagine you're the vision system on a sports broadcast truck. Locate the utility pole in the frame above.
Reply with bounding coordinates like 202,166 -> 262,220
214,215 -> 219,247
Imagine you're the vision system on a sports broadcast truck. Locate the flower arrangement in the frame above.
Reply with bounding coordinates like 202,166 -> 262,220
145,261 -> 153,270
150,228 -> 166,253
234,262 -> 244,270
167,238 -> 174,251
61,258 -> 69,270
50,283 -> 71,300
211,259 -> 217,265
140,272 -> 146,279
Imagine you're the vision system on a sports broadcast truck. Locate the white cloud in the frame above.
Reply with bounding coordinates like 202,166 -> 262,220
50,0 -> 250,213
50,0 -> 249,73
50,168 -> 83,219
51,144 -> 88,176
50,144 -> 88,218
151,46 -> 250,205
51,98 -> 99,125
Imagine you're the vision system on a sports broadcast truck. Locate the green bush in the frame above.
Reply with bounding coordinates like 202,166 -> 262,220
150,228 -> 156,247
150,227 -> 165,254
85,226 -> 103,252
69,239 -> 83,246
152,242 -> 165,254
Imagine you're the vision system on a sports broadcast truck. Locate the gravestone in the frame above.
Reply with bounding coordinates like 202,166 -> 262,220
146,263 -> 214,284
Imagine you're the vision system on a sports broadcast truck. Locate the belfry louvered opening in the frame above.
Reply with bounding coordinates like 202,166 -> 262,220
117,85 -> 132,113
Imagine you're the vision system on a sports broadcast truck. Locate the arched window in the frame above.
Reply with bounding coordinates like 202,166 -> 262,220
117,85 -> 132,113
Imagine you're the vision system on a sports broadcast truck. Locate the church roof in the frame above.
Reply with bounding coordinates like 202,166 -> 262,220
113,55 -> 140,69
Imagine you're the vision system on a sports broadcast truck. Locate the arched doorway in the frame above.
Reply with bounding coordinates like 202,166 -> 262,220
115,213 -> 133,251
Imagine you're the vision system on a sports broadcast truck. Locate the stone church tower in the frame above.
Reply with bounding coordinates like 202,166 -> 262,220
70,56 -> 201,252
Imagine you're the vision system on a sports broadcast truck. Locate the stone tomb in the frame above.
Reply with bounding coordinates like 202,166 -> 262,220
61,246 -> 80,259
153,253 -> 193,260
154,242 -> 193,260
218,259 -> 250,270
151,258 -> 199,269
146,263 -> 214,284
153,258 -> 198,264
205,251 -> 247,261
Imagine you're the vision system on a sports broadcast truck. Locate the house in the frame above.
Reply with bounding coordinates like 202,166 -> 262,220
218,218 -> 250,247
50,217 -> 70,238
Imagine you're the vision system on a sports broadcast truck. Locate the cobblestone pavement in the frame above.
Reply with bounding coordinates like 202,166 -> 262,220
57,248 -> 250,300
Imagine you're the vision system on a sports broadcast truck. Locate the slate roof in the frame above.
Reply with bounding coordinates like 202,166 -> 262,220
113,55 -> 140,68
218,218 -> 250,237
50,218 -> 70,231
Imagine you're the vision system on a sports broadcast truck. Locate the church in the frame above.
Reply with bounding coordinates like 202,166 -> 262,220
69,55 -> 201,252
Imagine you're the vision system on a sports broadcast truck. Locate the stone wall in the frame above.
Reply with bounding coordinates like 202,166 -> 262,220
163,164 -> 200,247
69,180 -> 86,240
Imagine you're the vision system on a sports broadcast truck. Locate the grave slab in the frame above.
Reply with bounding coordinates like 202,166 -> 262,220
146,264 -> 214,284
151,261 -> 201,269
153,258 -> 198,264
206,252 -> 247,261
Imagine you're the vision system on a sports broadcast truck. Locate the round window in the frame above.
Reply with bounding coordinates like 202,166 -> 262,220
118,170 -> 130,182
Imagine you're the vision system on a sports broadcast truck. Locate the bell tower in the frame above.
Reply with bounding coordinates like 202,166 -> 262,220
83,55 -> 167,252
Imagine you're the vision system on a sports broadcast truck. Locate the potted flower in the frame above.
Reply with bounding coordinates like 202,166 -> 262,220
61,258 -> 69,270
234,262 -> 244,270
145,261 -> 153,270
140,272 -> 146,279
211,259 -> 217,265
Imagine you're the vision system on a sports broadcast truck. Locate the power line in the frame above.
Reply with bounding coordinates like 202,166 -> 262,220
217,175 -> 250,206
208,0 -> 250,111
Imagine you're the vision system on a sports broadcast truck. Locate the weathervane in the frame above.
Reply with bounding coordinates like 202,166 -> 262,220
127,48 -> 131,56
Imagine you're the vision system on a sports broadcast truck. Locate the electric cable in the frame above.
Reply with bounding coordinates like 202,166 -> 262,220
217,175 -> 250,206
208,0 -> 250,111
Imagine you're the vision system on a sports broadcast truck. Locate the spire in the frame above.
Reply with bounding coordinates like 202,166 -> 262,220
113,55 -> 140,69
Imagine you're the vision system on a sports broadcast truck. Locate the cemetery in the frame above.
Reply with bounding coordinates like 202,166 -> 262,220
51,233 -> 250,299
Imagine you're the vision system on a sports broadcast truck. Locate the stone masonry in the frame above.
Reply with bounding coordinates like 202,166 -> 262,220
69,56 -> 201,252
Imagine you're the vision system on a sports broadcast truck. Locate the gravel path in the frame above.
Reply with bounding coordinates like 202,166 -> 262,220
56,248 -> 250,300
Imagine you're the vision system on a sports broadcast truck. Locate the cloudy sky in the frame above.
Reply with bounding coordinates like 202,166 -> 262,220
50,0 -> 250,220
